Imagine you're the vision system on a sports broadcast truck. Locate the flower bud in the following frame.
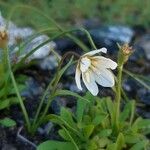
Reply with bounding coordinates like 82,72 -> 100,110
0,26 -> 8,49
121,43 -> 133,55
118,43 -> 133,64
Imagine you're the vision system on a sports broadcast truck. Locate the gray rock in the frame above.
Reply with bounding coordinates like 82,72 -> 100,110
89,25 -> 134,53
21,77 -> 44,99
0,13 -> 56,64
2,144 -> 17,150
137,89 -> 150,105
39,55 -> 58,70
55,25 -> 134,54
134,34 -> 150,60
38,122 -> 53,135
0,127 -> 6,148
23,35 -> 56,60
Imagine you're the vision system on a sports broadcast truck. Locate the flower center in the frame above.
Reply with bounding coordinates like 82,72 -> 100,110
80,57 -> 91,72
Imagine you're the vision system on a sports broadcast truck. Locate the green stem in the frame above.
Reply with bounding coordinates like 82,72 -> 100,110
32,82 -> 51,128
2,47 -> 8,99
115,63 -> 123,129
81,28 -> 97,49
5,47 -> 31,131
32,95 -> 54,133
32,54 -> 76,132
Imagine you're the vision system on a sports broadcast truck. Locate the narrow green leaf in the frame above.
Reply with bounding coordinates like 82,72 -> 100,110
137,119 -> 150,129
92,114 -> 107,126
51,57 -> 73,87
131,117 -> 142,133
116,133 -> 125,150
44,114 -> 80,135
0,118 -> 16,127
119,101 -> 135,123
98,137 -> 111,148
98,129 -> 112,138
76,96 -> 88,123
105,98 -> 115,126
125,135 -> 141,144
0,99 -> 10,110
130,140 -> 149,150
58,129 -> 70,141
60,107 -> 76,128
55,90 -> 89,102
37,140 -> 76,150
61,126 -> 79,150
106,143 -> 117,150
83,124 -> 94,138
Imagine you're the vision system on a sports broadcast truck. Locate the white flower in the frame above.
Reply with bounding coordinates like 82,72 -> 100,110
75,48 -> 117,96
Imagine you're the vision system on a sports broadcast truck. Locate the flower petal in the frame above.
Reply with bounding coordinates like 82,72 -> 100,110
83,47 -> 107,56
82,71 -> 98,96
93,56 -> 117,70
94,69 -> 115,87
80,57 -> 91,72
75,63 -> 82,90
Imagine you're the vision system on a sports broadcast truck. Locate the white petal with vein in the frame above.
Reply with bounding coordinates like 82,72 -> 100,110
93,56 -> 117,70
82,71 -> 98,96
94,69 -> 115,87
80,57 -> 91,72
75,64 -> 82,90
84,48 -> 107,56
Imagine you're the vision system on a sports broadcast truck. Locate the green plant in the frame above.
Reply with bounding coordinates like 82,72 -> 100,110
0,4 -> 149,150
0,4 -> 99,133
1,0 -> 150,28
38,93 -> 150,150
37,45 -> 150,150
0,29 -> 25,110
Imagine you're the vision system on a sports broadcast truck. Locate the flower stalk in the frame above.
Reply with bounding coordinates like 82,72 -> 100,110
31,52 -> 78,134
5,44 -> 31,132
115,43 -> 133,129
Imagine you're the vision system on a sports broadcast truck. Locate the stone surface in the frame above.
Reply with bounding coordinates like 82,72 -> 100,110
39,55 -> 58,70
137,89 -> 150,105
123,78 -> 140,97
2,144 -> 17,150
134,34 -> 150,60
21,77 -> 44,99
90,25 -> 134,48
0,13 -> 56,63
55,25 -> 134,54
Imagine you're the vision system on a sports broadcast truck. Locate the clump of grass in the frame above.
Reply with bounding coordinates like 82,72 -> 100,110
0,0 -> 150,28
0,3 -> 150,150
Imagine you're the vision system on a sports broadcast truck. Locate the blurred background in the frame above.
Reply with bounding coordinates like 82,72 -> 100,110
0,0 -> 150,28
0,1 -> 150,149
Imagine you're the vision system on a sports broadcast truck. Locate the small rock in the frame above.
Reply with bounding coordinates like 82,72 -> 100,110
134,34 -> 150,60
123,78 -> 140,98
129,45 -> 146,62
55,25 -> 134,55
39,55 -> 58,70
38,122 -> 53,135
0,127 -> 6,148
89,25 -> 134,54
2,144 -> 17,150
24,35 -> 56,60
21,77 -> 43,99
0,13 -> 56,63
137,89 -> 150,105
